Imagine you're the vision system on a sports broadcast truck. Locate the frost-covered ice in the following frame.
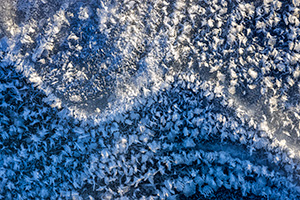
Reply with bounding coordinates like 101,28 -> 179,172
1,0 -> 170,116
1,0 -> 300,199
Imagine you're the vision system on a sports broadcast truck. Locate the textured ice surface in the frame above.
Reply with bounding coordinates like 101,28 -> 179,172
1,0 -> 170,116
1,0 -> 300,199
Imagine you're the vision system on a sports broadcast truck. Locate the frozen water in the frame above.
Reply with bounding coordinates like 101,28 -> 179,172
1,0 -> 170,116
1,0 -> 300,199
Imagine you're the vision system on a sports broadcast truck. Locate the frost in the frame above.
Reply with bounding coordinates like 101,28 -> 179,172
148,141 -> 160,153
183,180 -> 196,197
1,0 -> 300,199
200,185 -> 214,198
69,94 -> 82,102
78,6 -> 90,20
248,68 -> 258,79
184,138 -> 196,148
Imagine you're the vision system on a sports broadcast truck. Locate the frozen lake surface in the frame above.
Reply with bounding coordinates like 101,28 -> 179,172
1,0 -> 300,199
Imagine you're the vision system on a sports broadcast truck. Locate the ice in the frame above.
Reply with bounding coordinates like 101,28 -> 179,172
78,6 -> 90,20
1,0 -> 300,199
0,37 -> 9,51
183,181 -> 196,197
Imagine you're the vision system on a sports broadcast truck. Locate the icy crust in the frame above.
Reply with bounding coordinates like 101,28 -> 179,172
1,0 -> 170,116
1,64 -> 300,199
0,0 -> 299,121
1,0 -> 300,199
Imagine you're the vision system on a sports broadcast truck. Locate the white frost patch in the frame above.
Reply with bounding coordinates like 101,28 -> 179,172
259,121 -> 270,132
78,6 -> 90,20
69,94 -> 82,102
68,33 -> 79,41
29,73 -> 43,86
248,68 -> 258,79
